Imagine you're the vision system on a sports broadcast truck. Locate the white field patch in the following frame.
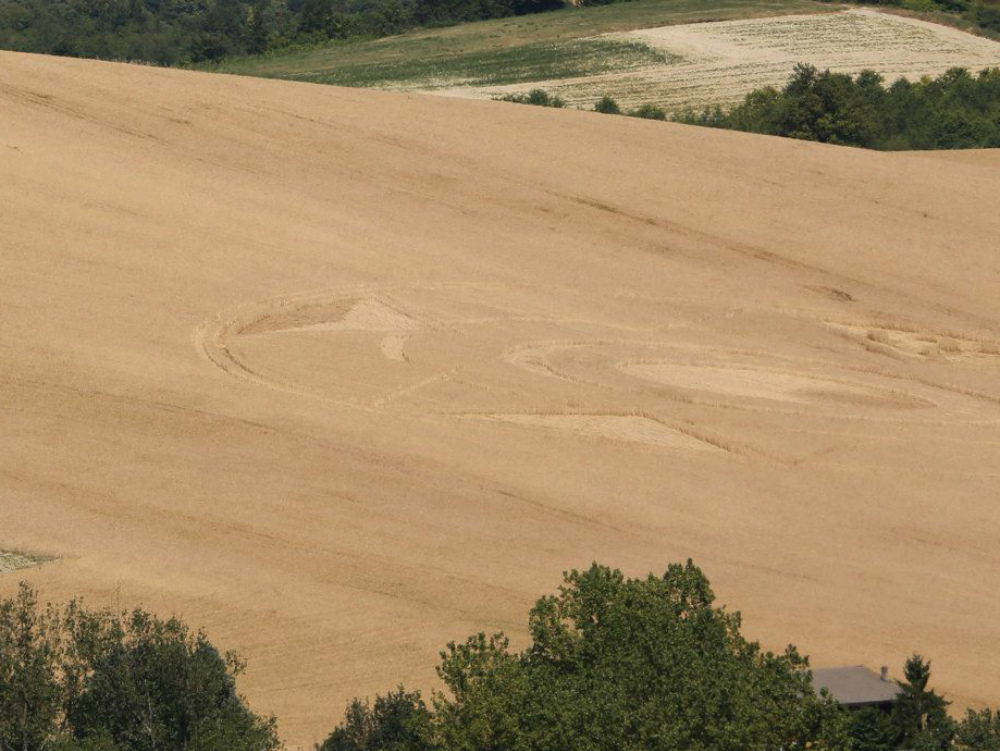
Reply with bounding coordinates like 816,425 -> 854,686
430,9 -> 1000,111
0,550 -> 42,574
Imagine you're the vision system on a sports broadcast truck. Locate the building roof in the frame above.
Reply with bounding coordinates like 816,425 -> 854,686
812,666 -> 902,707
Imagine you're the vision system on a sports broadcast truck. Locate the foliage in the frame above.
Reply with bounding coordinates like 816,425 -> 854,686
0,0 -> 674,65
320,561 -> 854,751
679,64 -> 1000,150
628,102 -> 667,119
955,709 -> 1000,751
498,88 -> 565,107
894,655 -> 954,749
0,0 -> 828,67
0,0 -> 277,64
850,706 -> 897,751
317,688 -> 433,751
0,584 -> 64,751
0,0 -> 559,64
0,583 -> 280,751
593,94 -> 621,114
840,655 -> 1000,751
831,0 -> 1000,38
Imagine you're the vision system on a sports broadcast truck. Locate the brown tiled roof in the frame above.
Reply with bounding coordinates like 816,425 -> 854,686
812,666 -> 902,706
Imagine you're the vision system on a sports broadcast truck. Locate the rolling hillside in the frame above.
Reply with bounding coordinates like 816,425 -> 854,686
206,0 -> 830,98
208,3 -> 1000,111
2,50 -> 1000,748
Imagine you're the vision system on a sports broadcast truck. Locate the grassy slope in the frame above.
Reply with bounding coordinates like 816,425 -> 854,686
206,0 -> 830,87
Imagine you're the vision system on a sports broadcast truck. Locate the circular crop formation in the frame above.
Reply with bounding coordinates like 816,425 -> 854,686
505,339 -> 961,421
196,287 -> 1000,444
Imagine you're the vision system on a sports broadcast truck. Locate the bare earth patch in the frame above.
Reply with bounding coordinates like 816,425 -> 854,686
430,9 -> 1000,109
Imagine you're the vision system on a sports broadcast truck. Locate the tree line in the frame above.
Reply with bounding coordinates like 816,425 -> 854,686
3,0 -> 1000,70
0,0 -> 614,65
3,561 -> 1000,750
509,63 -> 1000,150
678,64 -> 1000,150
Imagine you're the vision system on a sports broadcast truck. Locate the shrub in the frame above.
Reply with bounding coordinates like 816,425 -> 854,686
628,103 -> 667,120
497,89 -> 566,107
594,95 -> 621,114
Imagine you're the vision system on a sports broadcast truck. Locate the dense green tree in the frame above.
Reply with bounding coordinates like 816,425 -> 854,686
0,585 -> 280,751
318,688 -> 433,751
63,608 -> 279,751
894,655 -> 954,749
247,1 -> 271,52
0,584 -> 64,751
971,1 -> 1000,32
4,0 -> 1000,70
321,561 -> 853,751
850,706 -> 897,751
679,65 -> 1000,150
955,709 -> 1000,751
0,0 -> 562,63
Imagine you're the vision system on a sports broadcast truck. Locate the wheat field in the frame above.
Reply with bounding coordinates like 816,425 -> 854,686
2,50 -> 1000,749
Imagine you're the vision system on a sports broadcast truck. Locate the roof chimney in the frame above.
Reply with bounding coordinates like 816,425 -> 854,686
880,666 -> 889,681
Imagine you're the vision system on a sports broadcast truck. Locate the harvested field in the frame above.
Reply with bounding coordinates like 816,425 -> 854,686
2,50 -> 1000,750
434,9 -> 1000,109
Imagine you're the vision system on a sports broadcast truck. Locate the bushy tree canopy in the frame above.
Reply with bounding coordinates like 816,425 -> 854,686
319,562 -> 1000,751
680,64 -> 1000,150
593,95 -> 621,115
318,687 -> 433,751
894,654 -> 953,749
497,89 -> 566,107
955,709 -> 1000,751
0,583 -> 280,751
319,561 -> 853,751
0,0 -> 572,64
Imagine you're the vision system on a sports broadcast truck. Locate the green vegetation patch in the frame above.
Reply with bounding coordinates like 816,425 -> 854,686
268,37 -> 673,88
